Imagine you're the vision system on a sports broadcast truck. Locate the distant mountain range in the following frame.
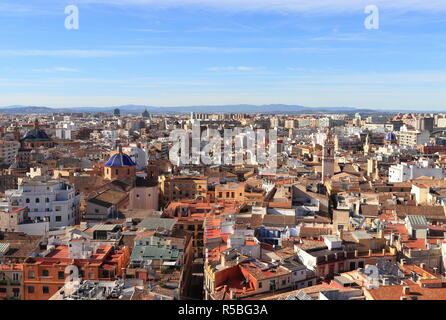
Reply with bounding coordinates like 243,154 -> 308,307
0,104 -> 387,115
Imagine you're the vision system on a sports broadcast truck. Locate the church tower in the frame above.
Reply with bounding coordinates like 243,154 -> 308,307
364,134 -> 370,155
142,108 -> 150,119
322,129 -> 335,183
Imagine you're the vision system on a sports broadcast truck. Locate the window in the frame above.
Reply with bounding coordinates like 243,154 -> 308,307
58,271 -> 65,280
42,286 -> 49,294
26,198 -> 30,203
35,198 -> 40,203
42,270 -> 49,277
258,282 -> 262,288
12,273 -> 19,281
56,216 -> 62,222
28,271 -> 35,279
46,198 -> 49,203
28,286 -> 35,294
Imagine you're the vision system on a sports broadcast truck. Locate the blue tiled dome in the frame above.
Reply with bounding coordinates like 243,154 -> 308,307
384,132 -> 397,141
105,153 -> 136,167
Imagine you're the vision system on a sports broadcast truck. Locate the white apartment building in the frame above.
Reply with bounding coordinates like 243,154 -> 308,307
3,177 -> 80,229
388,162 -> 445,182
0,140 -> 19,165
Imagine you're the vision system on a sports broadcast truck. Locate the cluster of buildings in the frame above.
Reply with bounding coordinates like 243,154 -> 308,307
1,109 -> 446,300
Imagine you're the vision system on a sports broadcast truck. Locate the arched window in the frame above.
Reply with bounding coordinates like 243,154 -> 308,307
36,198 -> 40,203
26,198 -> 30,203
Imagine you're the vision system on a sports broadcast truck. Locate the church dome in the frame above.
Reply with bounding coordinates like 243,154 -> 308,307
142,108 -> 150,118
384,132 -> 397,141
105,152 -> 136,167
22,119 -> 52,142
22,128 -> 52,141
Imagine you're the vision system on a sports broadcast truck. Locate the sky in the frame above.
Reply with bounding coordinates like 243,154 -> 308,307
0,0 -> 446,110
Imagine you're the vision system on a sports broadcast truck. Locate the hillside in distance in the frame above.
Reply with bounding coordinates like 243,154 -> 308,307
0,104 -> 378,114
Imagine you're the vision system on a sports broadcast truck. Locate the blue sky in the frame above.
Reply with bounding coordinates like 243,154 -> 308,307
0,0 -> 446,110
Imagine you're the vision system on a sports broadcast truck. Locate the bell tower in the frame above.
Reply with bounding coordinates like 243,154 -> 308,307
322,128 -> 335,183
364,134 -> 370,155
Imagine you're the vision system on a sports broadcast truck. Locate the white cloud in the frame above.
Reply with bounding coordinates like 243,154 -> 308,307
0,3 -> 53,16
131,28 -> 170,33
0,46 -> 262,58
32,67 -> 80,73
206,66 -> 263,72
1,70 -> 445,109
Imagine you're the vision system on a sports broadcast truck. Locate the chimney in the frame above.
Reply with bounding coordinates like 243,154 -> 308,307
368,249 -> 372,257
402,286 -> 410,295
354,250 -> 358,258
382,248 -> 386,255
420,263 -> 426,270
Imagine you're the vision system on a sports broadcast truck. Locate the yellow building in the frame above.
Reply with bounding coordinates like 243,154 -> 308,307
160,175 -> 208,203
